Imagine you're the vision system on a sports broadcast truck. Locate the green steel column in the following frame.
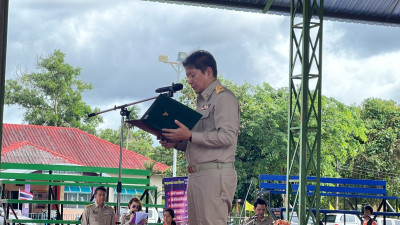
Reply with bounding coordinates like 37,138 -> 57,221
286,0 -> 323,225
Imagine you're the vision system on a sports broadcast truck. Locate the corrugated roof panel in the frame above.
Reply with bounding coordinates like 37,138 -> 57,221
331,0 -> 345,12
385,0 -> 400,14
372,1 -> 389,15
144,0 -> 400,26
2,141 -> 83,165
360,0 -> 376,15
341,1 -> 356,13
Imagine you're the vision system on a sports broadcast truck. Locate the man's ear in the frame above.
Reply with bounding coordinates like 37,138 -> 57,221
205,67 -> 215,80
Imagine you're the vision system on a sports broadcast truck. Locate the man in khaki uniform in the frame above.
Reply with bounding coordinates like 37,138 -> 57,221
244,199 -> 274,225
161,50 -> 240,225
82,186 -> 115,225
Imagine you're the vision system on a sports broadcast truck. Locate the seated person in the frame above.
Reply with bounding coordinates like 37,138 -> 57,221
120,196 -> 148,225
163,208 -> 176,225
362,205 -> 376,225
245,198 -> 274,225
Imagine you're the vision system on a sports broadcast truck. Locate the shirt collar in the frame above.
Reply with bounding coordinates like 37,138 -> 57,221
256,217 -> 267,222
200,79 -> 220,101
94,202 -> 104,208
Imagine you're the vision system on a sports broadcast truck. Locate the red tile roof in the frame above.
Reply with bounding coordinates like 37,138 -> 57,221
1,124 -> 168,172
2,141 -> 84,165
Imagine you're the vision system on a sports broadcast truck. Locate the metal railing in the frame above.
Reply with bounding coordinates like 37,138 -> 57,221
28,213 -> 81,221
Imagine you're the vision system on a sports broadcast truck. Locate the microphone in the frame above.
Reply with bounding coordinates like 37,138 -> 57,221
155,83 -> 183,93
252,214 -> 258,220
244,214 -> 258,225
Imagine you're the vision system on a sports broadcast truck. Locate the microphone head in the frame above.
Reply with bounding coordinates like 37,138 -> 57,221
173,83 -> 183,91
155,83 -> 184,93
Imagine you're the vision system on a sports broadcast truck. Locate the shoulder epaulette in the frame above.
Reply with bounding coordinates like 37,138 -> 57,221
216,85 -> 225,94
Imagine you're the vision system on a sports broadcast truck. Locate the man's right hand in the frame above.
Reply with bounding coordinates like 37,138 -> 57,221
159,139 -> 178,149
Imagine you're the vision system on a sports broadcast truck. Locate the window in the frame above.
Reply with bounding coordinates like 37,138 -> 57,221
113,188 -> 143,203
64,186 -> 91,209
325,215 -> 337,223
340,215 -> 355,223
345,215 -> 355,222
33,191 -> 48,209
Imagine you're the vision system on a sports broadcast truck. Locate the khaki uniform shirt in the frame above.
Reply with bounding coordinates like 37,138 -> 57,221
254,217 -> 274,225
81,202 -> 115,225
120,212 -> 133,225
246,216 -> 274,225
176,79 -> 240,165
120,212 -> 148,225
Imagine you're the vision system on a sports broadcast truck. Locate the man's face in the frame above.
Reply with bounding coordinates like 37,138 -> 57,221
362,208 -> 372,220
185,66 -> 214,94
254,204 -> 266,218
95,190 -> 106,206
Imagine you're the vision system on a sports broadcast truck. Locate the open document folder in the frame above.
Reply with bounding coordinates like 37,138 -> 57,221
127,94 -> 202,137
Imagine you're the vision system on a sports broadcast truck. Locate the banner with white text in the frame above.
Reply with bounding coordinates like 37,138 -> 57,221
163,176 -> 188,224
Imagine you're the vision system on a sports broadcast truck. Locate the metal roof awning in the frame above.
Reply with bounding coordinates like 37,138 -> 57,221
145,0 -> 400,27
64,186 -> 92,193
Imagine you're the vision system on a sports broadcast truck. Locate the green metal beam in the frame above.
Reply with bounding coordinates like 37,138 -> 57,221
263,0 -> 275,13
286,0 -> 323,225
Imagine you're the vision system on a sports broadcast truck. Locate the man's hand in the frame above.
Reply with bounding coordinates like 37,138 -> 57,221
161,120 -> 192,142
159,139 -> 179,149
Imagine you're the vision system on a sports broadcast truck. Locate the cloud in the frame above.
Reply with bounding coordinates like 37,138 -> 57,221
4,0 -> 400,130
324,21 -> 400,57
323,50 -> 400,105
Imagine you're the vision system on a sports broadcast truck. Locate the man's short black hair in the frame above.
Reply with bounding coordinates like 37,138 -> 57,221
253,198 -> 267,208
94,186 -> 107,195
182,50 -> 218,77
365,205 -> 373,214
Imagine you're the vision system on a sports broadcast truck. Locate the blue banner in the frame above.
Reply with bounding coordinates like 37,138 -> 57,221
163,176 -> 188,223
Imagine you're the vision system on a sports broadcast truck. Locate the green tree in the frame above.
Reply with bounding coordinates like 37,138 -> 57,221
235,83 -> 289,204
321,97 -> 368,178
318,97 -> 368,209
352,98 -> 400,199
96,104 -> 173,176
97,105 -> 155,158
5,49 -> 102,134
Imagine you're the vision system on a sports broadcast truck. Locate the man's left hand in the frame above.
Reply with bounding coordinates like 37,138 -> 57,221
162,120 -> 191,142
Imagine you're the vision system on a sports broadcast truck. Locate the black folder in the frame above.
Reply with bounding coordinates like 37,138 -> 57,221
127,94 -> 202,137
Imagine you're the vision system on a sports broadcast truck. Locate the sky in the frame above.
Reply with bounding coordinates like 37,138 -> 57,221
4,0 -> 400,131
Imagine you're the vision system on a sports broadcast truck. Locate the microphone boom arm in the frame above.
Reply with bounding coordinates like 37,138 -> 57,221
88,96 -> 158,118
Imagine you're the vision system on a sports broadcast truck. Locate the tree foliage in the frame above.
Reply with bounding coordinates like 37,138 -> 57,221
104,77 -> 399,208
320,97 -> 368,178
5,49 -> 102,134
13,51 -> 396,208
168,77 -> 399,206
97,105 -> 155,158
348,98 -> 400,199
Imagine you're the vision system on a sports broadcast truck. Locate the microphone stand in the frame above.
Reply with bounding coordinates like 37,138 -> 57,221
88,89 -> 176,224
240,180 -> 253,222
